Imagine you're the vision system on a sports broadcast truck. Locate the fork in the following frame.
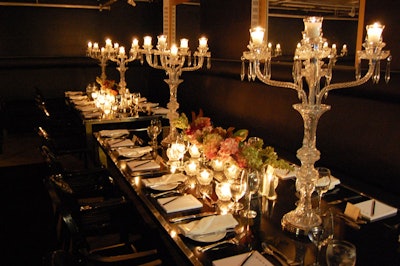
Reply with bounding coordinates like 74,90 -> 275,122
196,232 -> 245,252
261,242 -> 300,266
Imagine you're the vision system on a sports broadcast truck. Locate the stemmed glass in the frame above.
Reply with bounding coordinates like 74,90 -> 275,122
326,240 -> 356,266
147,119 -> 162,150
315,167 -> 331,214
308,209 -> 334,266
229,168 -> 248,212
240,168 -> 261,218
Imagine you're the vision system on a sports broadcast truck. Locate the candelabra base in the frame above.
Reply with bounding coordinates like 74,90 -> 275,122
281,209 -> 321,236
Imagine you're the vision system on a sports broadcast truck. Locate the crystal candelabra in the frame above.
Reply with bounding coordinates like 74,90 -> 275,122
241,17 -> 391,235
131,35 -> 211,146
87,39 -> 116,83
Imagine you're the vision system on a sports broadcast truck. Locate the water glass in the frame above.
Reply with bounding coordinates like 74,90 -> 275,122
326,240 -> 356,266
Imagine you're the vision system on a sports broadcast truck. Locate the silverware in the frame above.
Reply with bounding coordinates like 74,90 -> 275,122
150,190 -> 181,198
161,196 -> 180,206
327,195 -> 362,205
196,232 -> 245,252
169,212 -> 218,223
261,242 -> 300,266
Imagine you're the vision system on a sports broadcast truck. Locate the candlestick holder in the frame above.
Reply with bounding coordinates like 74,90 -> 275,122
87,39 -> 117,83
137,35 -> 211,146
242,17 -> 391,235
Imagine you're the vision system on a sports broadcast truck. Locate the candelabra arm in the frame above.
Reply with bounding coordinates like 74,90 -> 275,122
317,60 -> 375,105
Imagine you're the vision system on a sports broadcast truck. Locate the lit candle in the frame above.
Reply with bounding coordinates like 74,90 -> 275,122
184,159 -> 199,176
323,42 -> 328,49
170,44 -> 178,56
197,168 -> 213,185
132,38 -> 139,48
199,37 -> 208,48
215,182 -> 231,201
211,158 -> 224,172
87,42 -> 92,49
180,38 -> 189,49
367,22 -> 384,44
119,46 -> 125,56
157,35 -> 167,46
304,16 -> 323,39
101,47 -> 105,54
188,144 -> 200,158
276,43 -> 281,50
268,42 -> 272,49
224,163 -> 239,180
250,27 -> 265,45
114,42 -> 119,50
105,38 -> 112,48
93,42 -> 99,50
143,36 -> 152,48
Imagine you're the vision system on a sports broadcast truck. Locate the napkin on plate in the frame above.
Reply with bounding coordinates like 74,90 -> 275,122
178,214 -> 238,237
329,175 -> 341,190
117,146 -> 152,158
152,107 -> 169,115
107,138 -> 135,148
275,167 -> 297,180
69,95 -> 88,100
158,194 -> 203,213
354,199 -> 397,222
212,251 -> 274,266
142,173 -> 187,188
82,111 -> 102,119
76,105 -> 98,112
127,160 -> 160,172
65,91 -> 84,97
99,129 -> 130,138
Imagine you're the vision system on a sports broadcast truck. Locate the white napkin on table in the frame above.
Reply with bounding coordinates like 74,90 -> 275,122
329,175 -> 341,190
275,166 -> 298,180
152,107 -> 169,115
158,194 -> 203,213
127,160 -> 160,172
99,129 -> 130,138
107,138 -> 135,148
77,105 -> 98,112
69,95 -> 88,100
72,100 -> 93,106
213,251 -> 274,266
117,146 -> 152,158
82,111 -> 102,119
178,214 -> 238,237
65,91 -> 84,97
142,173 -> 187,188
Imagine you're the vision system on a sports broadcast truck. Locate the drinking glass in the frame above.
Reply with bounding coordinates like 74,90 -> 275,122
240,168 -> 261,218
229,169 -> 248,212
308,209 -> 334,266
315,167 -> 331,213
326,240 -> 356,266
147,119 -> 162,150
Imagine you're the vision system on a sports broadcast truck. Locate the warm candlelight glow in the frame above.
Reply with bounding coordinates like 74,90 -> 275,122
197,168 -> 213,185
367,22 -> 384,43
143,36 -> 152,48
250,26 -> 265,45
170,44 -> 178,56
180,38 -> 189,49
199,37 -> 208,48
304,16 -> 323,39
105,38 -> 112,48
215,182 -> 231,201
132,38 -> 139,47
188,144 -> 200,158
157,35 -> 167,47
211,158 -> 224,172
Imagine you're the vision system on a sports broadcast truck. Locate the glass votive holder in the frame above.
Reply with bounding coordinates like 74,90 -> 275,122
188,143 -> 201,158
184,159 -> 199,176
197,168 -> 213,185
224,161 -> 240,180
215,182 -> 232,202
211,158 -> 224,172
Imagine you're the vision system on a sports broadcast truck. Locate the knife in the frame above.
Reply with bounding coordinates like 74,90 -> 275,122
327,195 -> 362,205
169,212 -> 218,223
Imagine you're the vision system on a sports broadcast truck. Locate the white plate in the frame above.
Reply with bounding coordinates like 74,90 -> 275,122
118,148 -> 147,158
188,231 -> 226,243
150,183 -> 179,191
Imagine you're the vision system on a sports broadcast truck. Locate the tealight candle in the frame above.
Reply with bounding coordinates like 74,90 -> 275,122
184,160 -> 199,176
215,182 -> 231,201
211,158 -> 224,172
188,144 -> 200,158
224,162 -> 240,180
197,168 -> 213,185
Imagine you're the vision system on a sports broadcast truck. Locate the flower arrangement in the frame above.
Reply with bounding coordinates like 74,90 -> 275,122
174,110 -> 291,170
96,77 -> 118,96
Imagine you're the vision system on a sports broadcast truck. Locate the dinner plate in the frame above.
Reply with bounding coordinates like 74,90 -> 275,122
188,231 -> 226,243
150,183 -> 179,191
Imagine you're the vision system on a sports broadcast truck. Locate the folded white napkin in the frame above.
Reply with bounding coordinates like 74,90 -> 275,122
69,95 -> 88,100
65,91 -> 84,97
158,194 -> 203,213
107,138 -> 135,148
178,214 -> 238,237
142,173 -> 187,188
354,199 -> 397,222
329,176 -> 341,190
73,100 -> 93,106
213,251 -> 273,266
127,160 -> 160,172
82,111 -> 102,119
275,166 -> 298,180
152,107 -> 169,115
99,129 -> 130,138
117,146 -> 152,158
76,105 -> 98,112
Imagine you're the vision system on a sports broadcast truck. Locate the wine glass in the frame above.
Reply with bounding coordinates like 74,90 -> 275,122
240,168 -> 261,218
147,119 -> 162,150
229,169 -> 248,212
308,209 -> 334,266
326,240 -> 356,266
315,167 -> 331,213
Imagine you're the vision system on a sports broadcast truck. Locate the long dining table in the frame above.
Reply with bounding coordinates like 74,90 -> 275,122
93,131 -> 400,266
